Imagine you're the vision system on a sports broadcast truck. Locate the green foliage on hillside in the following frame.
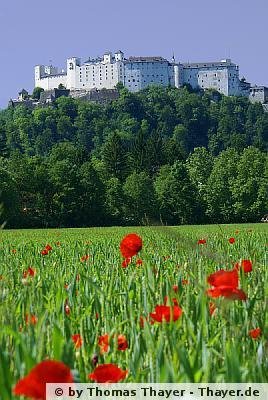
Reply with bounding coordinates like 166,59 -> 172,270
0,86 -> 267,227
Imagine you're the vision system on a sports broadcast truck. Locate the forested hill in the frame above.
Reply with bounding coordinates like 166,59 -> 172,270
0,85 -> 267,228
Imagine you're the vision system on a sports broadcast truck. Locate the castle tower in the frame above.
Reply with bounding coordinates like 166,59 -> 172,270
115,50 -> 124,62
66,57 -> 81,89
174,65 -> 179,88
35,65 -> 45,87
103,52 -> 112,64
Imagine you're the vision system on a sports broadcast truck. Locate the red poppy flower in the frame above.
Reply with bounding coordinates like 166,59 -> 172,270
98,334 -> 128,353
121,257 -> 131,268
45,244 -> 52,251
13,360 -> 73,399
92,354 -> 98,367
229,237 -> 235,244
198,239 -> 206,245
136,258 -> 143,266
207,269 -> 238,289
98,334 -> 109,354
120,233 -> 142,258
25,314 -> 38,325
172,285 -> 178,292
182,279 -> 189,285
80,254 -> 90,262
88,363 -> 127,383
41,249 -> 48,256
249,328 -> 262,339
117,334 -> 128,351
23,267 -> 36,279
72,334 -> 83,349
150,304 -> 183,323
234,259 -> 253,273
207,286 -> 247,301
207,268 -> 247,301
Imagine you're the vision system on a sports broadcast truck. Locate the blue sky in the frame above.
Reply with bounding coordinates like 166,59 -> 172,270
0,0 -> 267,108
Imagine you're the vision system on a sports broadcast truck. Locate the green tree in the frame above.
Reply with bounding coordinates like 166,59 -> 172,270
0,161 -> 19,226
104,177 -> 125,225
55,97 -> 78,121
123,171 -> 156,224
154,161 -> 199,224
186,147 -> 213,194
56,115 -> 74,140
47,142 -> 85,226
206,148 -> 239,222
32,87 -> 44,100
78,161 -> 105,226
163,124 -> 189,163
128,119 -> 149,172
101,132 -> 128,180
186,147 -> 214,221
232,147 -> 268,221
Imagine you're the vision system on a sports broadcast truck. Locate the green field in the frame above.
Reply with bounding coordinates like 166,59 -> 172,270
0,224 -> 267,397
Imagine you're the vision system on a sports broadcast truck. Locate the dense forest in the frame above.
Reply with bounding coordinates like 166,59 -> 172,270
0,85 -> 267,228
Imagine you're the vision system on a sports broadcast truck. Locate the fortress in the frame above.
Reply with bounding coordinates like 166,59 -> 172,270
35,51 -> 251,97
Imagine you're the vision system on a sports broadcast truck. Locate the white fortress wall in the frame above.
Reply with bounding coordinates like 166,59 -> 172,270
33,52 -> 252,98
35,75 -> 67,91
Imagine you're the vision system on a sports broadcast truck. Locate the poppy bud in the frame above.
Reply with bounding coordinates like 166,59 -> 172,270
92,354 -> 98,367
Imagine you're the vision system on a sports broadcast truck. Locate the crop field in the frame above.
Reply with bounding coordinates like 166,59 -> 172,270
0,224 -> 267,398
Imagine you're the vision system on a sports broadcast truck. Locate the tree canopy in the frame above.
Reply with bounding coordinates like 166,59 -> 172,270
0,85 -> 267,227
